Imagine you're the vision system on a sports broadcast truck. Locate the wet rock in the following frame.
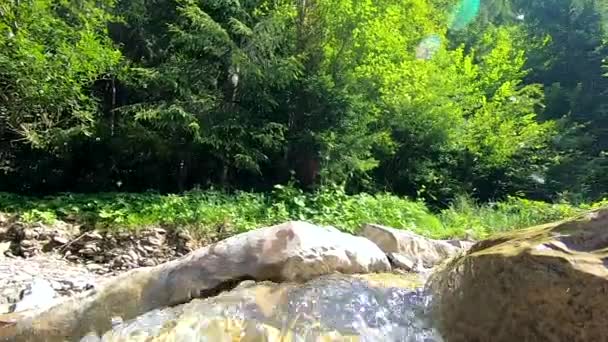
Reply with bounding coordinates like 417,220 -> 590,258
8,221 -> 390,341
361,223 -> 461,268
428,208 -> 608,342
96,273 -> 436,342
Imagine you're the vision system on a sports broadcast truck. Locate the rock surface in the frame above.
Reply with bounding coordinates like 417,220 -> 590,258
360,224 -> 464,268
0,254 -> 100,315
3,221 -> 391,342
428,208 -> 608,342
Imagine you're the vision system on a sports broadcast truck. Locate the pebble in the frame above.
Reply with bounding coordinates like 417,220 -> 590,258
20,240 -> 35,248
79,248 -> 96,256
139,259 -> 156,267
128,249 -> 139,261
86,232 -> 104,240
146,237 -> 164,246
86,264 -> 106,272
94,255 -> 105,263
53,236 -> 70,245
23,229 -> 39,240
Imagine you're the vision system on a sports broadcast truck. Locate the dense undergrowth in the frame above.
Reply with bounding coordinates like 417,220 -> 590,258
0,186 -> 606,240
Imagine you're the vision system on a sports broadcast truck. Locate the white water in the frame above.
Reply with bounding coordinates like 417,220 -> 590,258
88,274 -> 442,341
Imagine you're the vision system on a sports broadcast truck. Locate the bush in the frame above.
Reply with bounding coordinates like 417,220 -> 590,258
439,195 -> 599,238
0,186 -> 441,236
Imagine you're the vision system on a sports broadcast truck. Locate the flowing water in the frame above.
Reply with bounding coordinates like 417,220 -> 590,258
88,273 -> 442,341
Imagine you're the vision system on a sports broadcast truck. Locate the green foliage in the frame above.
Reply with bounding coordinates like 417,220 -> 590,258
439,195 -> 594,238
0,0 -> 607,208
0,0 -> 120,147
0,186 -> 439,237
373,25 -> 555,202
1,188 -> 604,240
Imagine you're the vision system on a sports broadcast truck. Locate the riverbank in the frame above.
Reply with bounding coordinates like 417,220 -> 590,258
1,188 -> 602,316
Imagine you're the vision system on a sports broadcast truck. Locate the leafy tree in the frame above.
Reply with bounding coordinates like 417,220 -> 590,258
0,0 -> 120,146
0,0 -> 120,191
374,26 -> 555,203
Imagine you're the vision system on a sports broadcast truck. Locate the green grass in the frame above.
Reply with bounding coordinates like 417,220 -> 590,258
439,195 -> 607,238
0,186 -> 605,240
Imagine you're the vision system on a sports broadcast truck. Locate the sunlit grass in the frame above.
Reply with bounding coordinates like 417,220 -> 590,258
0,187 -> 605,240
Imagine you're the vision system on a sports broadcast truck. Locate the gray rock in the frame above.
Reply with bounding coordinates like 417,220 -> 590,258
360,223 -> 461,268
19,240 -> 35,248
127,250 -> 139,261
86,232 -> 103,240
79,248 -> 96,256
86,264 -> 106,273
52,236 -> 70,245
142,245 -> 156,253
444,239 -> 475,250
135,245 -> 147,255
93,255 -> 105,263
22,229 -> 39,240
139,259 -> 156,267
387,252 -> 417,272
8,221 -> 391,341
145,237 -> 163,246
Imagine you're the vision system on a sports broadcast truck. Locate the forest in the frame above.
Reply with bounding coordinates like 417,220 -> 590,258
1,0 -> 607,209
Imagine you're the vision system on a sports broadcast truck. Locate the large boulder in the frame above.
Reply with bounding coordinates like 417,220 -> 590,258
427,208 -> 608,342
2,221 -> 390,341
360,224 -> 463,269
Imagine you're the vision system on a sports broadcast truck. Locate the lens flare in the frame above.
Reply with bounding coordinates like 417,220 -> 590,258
415,35 -> 442,60
449,0 -> 481,31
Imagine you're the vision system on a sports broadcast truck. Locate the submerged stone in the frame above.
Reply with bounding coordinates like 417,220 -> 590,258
428,208 -> 608,342
97,273 -> 440,341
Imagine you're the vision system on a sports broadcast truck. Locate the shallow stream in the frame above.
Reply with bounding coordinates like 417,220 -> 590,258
90,273 -> 442,341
